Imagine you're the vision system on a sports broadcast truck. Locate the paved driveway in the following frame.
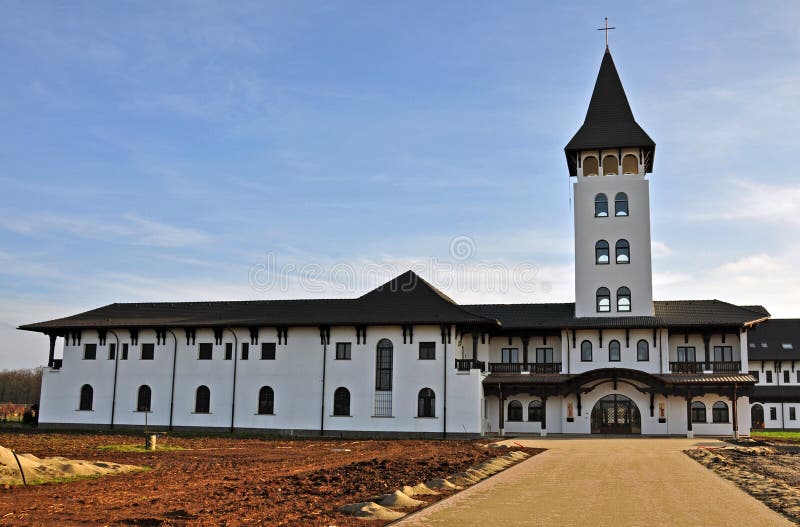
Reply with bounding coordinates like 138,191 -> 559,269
394,438 -> 793,526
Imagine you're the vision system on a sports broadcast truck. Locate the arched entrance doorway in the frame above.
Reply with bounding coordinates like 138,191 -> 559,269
591,394 -> 641,434
751,404 -> 764,430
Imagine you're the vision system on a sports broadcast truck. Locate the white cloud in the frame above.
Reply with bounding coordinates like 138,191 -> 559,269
690,181 -> 800,225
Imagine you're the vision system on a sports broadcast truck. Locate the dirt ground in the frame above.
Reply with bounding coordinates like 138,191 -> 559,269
687,439 -> 800,524
0,431 -> 541,526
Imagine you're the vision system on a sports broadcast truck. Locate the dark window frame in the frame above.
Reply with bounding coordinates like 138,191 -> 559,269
785,370 -> 791,384
596,287 -> 611,313
594,193 -> 608,217
691,401 -> 706,423
108,343 -> 116,360
617,286 -> 631,312
224,343 -> 233,360
614,192 -> 629,216
78,384 -> 93,411
141,343 -> 155,361
333,387 -> 350,416
258,386 -> 274,415
418,342 -> 436,360
637,339 -> 649,361
677,346 -> 696,362
791,407 -> 797,421
615,239 -> 630,264
713,345 -> 733,362
712,401 -> 729,423
507,400 -> 523,422
766,370 -> 773,383
595,240 -> 610,265
137,385 -> 152,412
335,342 -> 352,360
581,340 -> 593,362
195,385 -> 211,414
261,342 -> 276,360
528,400 -> 544,422
535,347 -> 554,363
198,343 -> 213,361
122,343 -> 129,360
770,406 -> 777,420
417,388 -> 435,417
241,342 -> 249,360
501,347 -> 520,363
83,344 -> 97,360
608,340 -> 621,362
375,339 -> 393,391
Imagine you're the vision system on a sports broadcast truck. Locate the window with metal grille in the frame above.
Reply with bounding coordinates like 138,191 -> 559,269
375,339 -> 393,391
137,385 -> 151,412
418,342 -> 435,360
336,342 -> 351,360
507,400 -> 523,422
528,400 -> 543,422
261,343 -> 276,360
258,386 -> 274,415
691,401 -> 706,423
712,401 -> 728,423
141,343 -> 155,360
333,387 -> 350,416
195,386 -> 210,413
198,343 -> 212,360
417,388 -> 435,417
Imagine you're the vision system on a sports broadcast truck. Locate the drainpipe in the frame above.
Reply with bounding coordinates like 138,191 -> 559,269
442,324 -> 448,439
226,328 -> 239,433
108,330 -> 121,430
166,329 -> 178,431
319,326 -> 329,436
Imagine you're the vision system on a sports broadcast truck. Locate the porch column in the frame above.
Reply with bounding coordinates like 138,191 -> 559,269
731,384 -> 739,439
522,336 -> 530,367
48,334 -> 57,368
498,389 -> 505,437
703,333 -> 711,371
686,396 -> 693,438
472,334 -> 479,362
540,396 -> 548,437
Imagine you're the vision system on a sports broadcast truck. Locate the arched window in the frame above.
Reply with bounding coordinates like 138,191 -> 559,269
417,388 -> 435,418
637,339 -> 649,361
79,384 -> 93,411
528,400 -> 544,422
712,401 -> 729,423
596,287 -> 610,312
507,400 -> 523,422
595,240 -> 609,264
594,193 -> 608,217
375,339 -> 393,391
615,192 -> 629,216
602,155 -> 619,176
581,340 -> 593,361
333,387 -> 350,416
583,156 -> 599,176
137,385 -> 151,412
617,287 -> 631,312
622,154 -> 638,174
609,340 -> 621,361
615,239 -> 630,264
691,401 -> 706,423
195,385 -> 210,414
258,386 -> 274,415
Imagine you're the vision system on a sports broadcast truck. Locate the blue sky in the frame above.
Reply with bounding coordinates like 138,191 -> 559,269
2,2 -> 800,369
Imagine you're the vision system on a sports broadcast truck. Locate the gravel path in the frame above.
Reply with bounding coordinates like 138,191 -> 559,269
394,438 -> 794,526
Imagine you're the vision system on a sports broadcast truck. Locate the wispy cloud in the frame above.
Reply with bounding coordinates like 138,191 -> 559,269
688,181 -> 800,225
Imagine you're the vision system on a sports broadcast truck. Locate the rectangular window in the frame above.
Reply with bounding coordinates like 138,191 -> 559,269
791,407 -> 797,421
336,342 -> 351,360
241,342 -> 249,360
749,371 -> 759,382
122,343 -> 129,360
141,343 -> 155,360
785,371 -> 791,384
375,347 -> 393,391
713,346 -> 733,362
261,343 -> 276,360
797,370 -> 800,384
783,343 -> 794,350
536,348 -> 554,363
770,407 -> 777,420
419,342 -> 436,360
83,344 -> 97,360
108,343 -> 116,360
677,346 -> 696,362
198,343 -> 213,360
224,343 -> 233,361
766,371 -> 773,383
501,348 -> 519,363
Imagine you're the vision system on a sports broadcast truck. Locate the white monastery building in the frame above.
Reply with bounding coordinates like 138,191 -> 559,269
21,47 -> 772,438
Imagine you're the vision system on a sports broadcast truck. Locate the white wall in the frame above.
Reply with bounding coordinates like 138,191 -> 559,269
564,329 -> 662,374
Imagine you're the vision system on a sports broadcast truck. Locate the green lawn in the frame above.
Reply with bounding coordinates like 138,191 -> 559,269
750,430 -> 800,441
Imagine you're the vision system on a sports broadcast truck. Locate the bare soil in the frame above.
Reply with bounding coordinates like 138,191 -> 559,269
0,431 -> 541,526
687,440 -> 800,524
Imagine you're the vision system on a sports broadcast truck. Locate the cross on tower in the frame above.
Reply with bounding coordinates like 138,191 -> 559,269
597,17 -> 616,49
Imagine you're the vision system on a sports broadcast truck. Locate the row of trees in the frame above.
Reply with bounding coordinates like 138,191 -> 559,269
0,368 -> 43,405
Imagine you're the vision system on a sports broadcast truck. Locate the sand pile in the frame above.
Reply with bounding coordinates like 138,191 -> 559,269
0,445 -> 142,485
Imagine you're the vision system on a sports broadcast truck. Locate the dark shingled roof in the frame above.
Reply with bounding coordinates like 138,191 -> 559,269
747,319 -> 800,360
564,48 -> 655,177
18,271 -> 498,332
463,300 -> 768,330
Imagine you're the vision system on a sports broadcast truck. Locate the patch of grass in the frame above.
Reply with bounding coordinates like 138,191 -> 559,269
97,444 -> 185,453
751,430 -> 800,441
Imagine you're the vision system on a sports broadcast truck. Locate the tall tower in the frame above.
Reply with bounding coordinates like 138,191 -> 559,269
565,48 -> 656,318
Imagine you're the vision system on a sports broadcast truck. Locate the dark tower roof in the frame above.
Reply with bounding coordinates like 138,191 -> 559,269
564,48 -> 655,177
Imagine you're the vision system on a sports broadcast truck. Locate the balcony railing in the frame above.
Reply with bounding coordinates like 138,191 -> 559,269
669,361 -> 741,374
454,359 -> 485,372
487,362 -> 562,374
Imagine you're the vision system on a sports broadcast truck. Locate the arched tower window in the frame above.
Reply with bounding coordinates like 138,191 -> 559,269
507,400 -> 523,421
602,155 -> 619,176
615,192 -> 629,216
594,193 -> 608,217
622,154 -> 638,174
333,387 -> 350,416
583,156 -> 599,176
596,287 -> 610,312
615,239 -> 630,264
528,400 -> 543,422
595,240 -> 609,264
137,385 -> 151,412
417,388 -> 435,417
79,384 -> 93,411
609,340 -> 621,361
195,385 -> 210,414
617,287 -> 631,312
258,386 -> 274,415
637,340 -> 649,361
581,340 -> 593,361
